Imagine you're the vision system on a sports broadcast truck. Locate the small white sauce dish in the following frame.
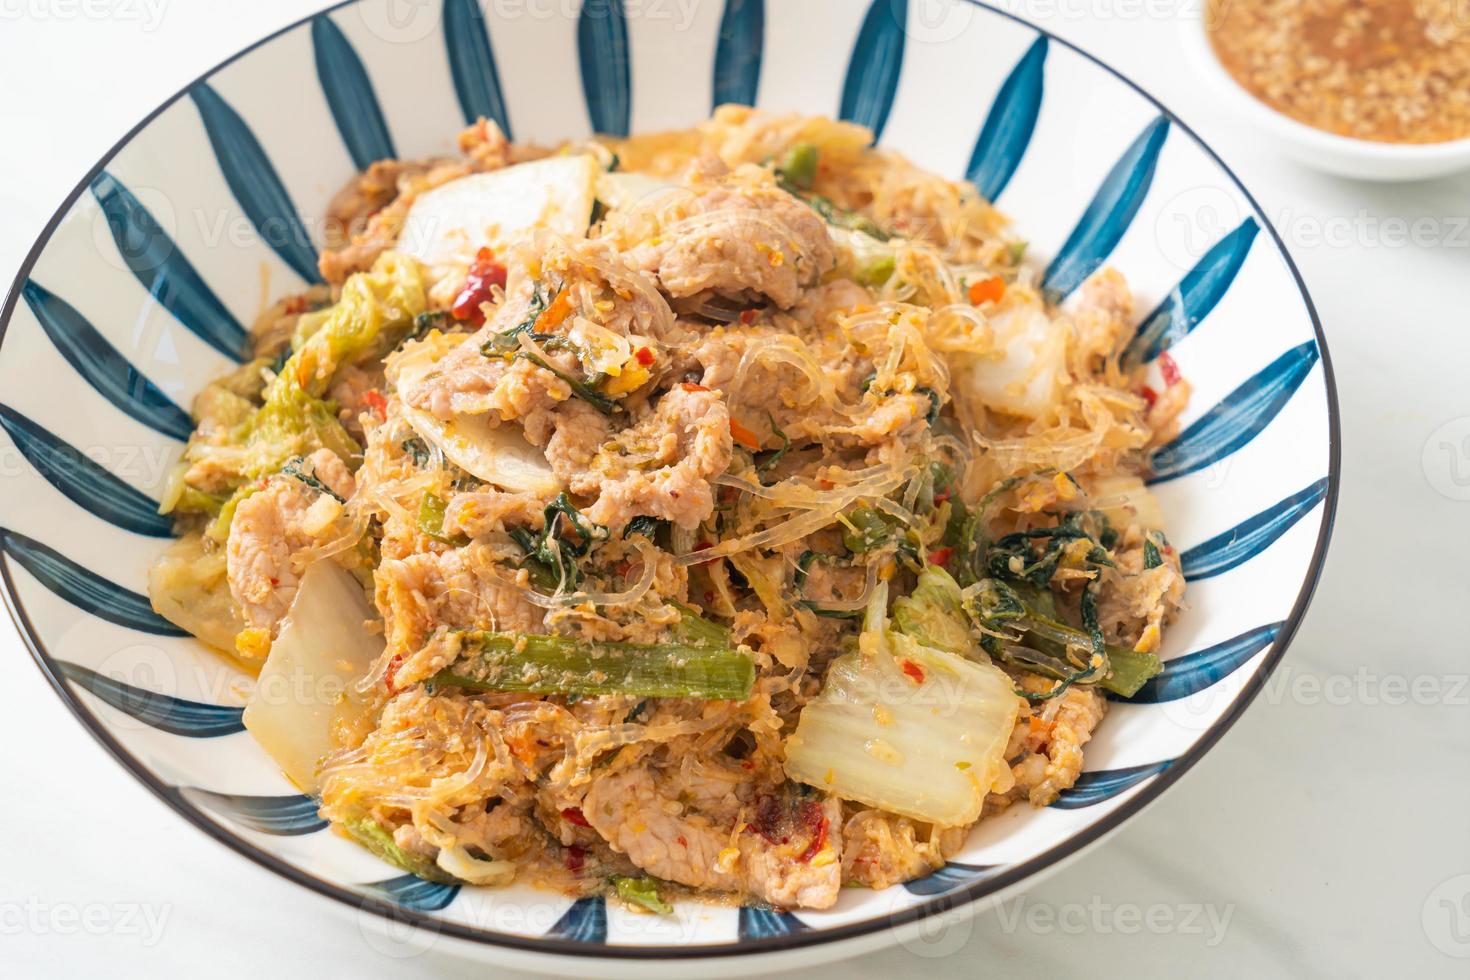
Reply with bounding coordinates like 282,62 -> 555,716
1179,12 -> 1470,182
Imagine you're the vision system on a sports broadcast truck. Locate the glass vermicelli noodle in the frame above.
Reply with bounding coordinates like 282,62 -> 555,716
149,106 -> 1189,910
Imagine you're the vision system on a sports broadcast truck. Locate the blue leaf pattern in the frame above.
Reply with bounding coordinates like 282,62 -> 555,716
1181,478 -> 1329,581
1042,117 -> 1169,301
189,83 -> 322,284
0,406 -> 173,537
578,0 -> 631,137
0,8 -> 1337,953
966,36 -> 1046,202
21,280 -> 192,442
443,0 -> 513,136
903,862 -> 1001,896
546,896 -> 607,942
1149,341 -> 1319,484
712,0 -> 764,109
739,906 -> 808,940
54,660 -> 243,737
1052,760 -> 1173,808
368,875 -> 461,912
183,788 -> 327,835
1122,623 -> 1282,703
0,530 -> 184,635
312,16 -> 397,169
90,172 -> 248,362
1125,218 -> 1259,367
839,0 -> 906,141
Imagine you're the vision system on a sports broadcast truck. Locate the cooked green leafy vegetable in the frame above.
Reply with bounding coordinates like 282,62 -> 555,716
622,515 -> 665,540
776,142 -> 819,191
784,583 -> 1018,826
611,876 -> 673,915
668,603 -> 732,648
416,492 -> 452,541
431,632 -> 755,700
962,577 -> 1162,699
180,252 -> 426,495
510,492 -> 610,590
758,413 -> 791,472
840,506 -> 893,554
281,456 -> 345,503
1143,530 -> 1167,569
891,566 -> 977,658
343,811 -> 457,884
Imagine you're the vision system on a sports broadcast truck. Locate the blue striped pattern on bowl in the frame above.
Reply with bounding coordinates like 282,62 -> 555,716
0,0 -> 1336,965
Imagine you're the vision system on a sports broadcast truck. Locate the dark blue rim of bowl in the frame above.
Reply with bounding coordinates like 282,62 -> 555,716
0,0 -> 1340,961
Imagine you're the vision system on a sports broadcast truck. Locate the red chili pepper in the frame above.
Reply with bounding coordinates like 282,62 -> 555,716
900,659 -> 925,684
634,346 -> 655,366
450,246 -> 508,325
927,547 -> 953,567
739,308 -> 758,326
383,652 -> 405,694
564,845 -> 586,873
748,795 -> 784,844
1159,350 -> 1182,387
681,382 -> 710,392
797,802 -> 829,864
1139,384 -> 1159,409
561,807 -> 591,828
363,389 -> 387,421
676,835 -> 688,848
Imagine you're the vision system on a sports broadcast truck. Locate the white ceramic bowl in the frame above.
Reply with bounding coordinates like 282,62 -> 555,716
0,0 -> 1338,973
1179,11 -> 1470,182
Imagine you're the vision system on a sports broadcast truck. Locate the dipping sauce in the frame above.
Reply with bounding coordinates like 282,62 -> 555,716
1207,0 -> 1470,144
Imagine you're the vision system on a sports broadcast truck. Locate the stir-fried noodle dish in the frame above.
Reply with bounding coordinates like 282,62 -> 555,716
149,108 -> 1189,911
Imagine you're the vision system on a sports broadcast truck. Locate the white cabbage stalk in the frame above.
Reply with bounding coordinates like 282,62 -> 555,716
148,533 -> 243,652
391,336 -> 560,496
435,844 -> 516,886
952,299 -> 1067,418
784,587 -> 1018,826
242,560 -> 383,793
1090,473 -> 1165,531
396,155 -> 600,305
594,171 -> 678,212
400,406 -> 560,496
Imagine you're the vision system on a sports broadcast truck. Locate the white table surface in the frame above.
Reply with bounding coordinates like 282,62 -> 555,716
1,2 -> 1466,977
